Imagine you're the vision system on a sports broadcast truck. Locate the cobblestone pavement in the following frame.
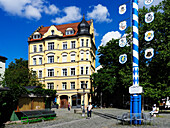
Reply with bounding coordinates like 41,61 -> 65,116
5,108 -> 170,128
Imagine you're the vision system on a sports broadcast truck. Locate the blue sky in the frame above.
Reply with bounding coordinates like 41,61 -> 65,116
0,0 -> 163,68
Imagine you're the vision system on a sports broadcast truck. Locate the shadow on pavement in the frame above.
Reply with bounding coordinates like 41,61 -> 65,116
93,111 -> 117,120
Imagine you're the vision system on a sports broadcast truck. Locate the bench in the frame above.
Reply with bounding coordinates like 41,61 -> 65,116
74,109 -> 82,114
21,109 -> 56,123
117,113 -> 145,125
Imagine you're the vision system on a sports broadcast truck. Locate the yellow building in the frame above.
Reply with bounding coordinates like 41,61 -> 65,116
28,17 -> 96,108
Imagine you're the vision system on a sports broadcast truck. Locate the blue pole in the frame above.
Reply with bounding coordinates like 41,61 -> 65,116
133,95 -> 138,124
138,95 -> 142,124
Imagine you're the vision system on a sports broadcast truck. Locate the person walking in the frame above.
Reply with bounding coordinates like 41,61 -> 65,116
68,102 -> 70,111
87,102 -> 92,118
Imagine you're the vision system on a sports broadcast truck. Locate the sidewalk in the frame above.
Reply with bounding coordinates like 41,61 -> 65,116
5,108 -> 170,128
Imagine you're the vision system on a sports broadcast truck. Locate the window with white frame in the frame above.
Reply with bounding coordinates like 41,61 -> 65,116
62,82 -> 67,90
33,45 -> 37,52
63,42 -> 67,49
62,54 -> 67,62
39,57 -> 42,65
57,57 -> 59,62
86,39 -> 89,47
48,42 -> 54,50
80,51 -> 84,60
62,69 -> 67,76
81,67 -> 83,75
81,81 -> 85,89
81,39 -> 84,47
66,30 -> 74,35
39,45 -> 43,52
48,69 -> 54,77
71,68 -> 75,76
33,58 -> 36,65
71,53 -> 75,62
71,41 -> 76,48
86,67 -> 88,75
71,82 -> 75,89
86,81 -> 88,88
48,56 -> 54,63
39,70 -> 42,78
33,71 -> 36,76
48,83 -> 54,89
86,51 -> 89,60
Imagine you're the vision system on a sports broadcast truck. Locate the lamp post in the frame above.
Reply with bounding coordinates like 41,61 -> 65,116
82,83 -> 86,117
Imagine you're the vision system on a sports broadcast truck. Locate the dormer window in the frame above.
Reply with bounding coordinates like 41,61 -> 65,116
33,32 -> 41,39
51,30 -> 54,35
65,28 -> 74,35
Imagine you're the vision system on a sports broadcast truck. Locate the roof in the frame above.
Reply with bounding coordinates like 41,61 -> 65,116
24,86 -> 42,91
29,21 -> 91,42
0,56 -> 7,60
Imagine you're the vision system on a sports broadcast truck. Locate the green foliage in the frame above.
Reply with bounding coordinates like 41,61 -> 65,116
0,58 -> 56,126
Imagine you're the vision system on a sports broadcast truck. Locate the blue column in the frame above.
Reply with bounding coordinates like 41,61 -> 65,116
133,95 -> 138,124
138,95 -> 142,124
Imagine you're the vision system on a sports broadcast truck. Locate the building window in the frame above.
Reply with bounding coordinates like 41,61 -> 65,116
39,58 -> 42,65
80,51 -> 84,60
81,81 -> 85,89
39,45 -> 43,52
81,67 -> 83,75
33,58 -> 36,65
66,30 -> 74,35
51,30 -> 54,35
48,56 -> 54,63
48,42 -> 54,50
86,39 -> 89,47
33,34 -> 41,39
48,83 -> 54,89
81,39 -> 84,47
57,71 -> 59,76
86,51 -> 89,60
33,71 -> 36,76
71,82 -> 75,89
71,68 -> 75,76
39,70 -> 42,78
48,69 -> 54,77
86,67 -> 88,75
62,69 -> 67,76
33,45 -> 37,52
71,54 -> 75,62
86,81 -> 88,88
62,54 -> 67,62
71,41 -> 76,48
62,82 -> 67,90
63,42 -> 67,49
57,57 -> 59,62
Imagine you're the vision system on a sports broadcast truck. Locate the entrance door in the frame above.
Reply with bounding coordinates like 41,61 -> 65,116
60,95 -> 68,108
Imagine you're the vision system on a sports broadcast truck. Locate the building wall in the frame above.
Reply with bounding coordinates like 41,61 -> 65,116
28,21 -> 96,108
0,57 -> 6,85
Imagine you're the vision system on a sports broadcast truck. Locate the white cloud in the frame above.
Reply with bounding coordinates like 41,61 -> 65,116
139,0 -> 163,8
44,4 -> 59,15
99,31 -> 121,49
87,4 -> 112,23
94,28 -> 99,36
0,0 -> 59,20
51,6 -> 82,24
25,5 -> 42,20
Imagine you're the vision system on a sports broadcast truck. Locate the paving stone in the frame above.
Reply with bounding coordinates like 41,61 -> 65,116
5,108 -> 170,128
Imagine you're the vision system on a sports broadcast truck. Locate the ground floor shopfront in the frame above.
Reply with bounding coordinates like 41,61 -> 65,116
56,89 -> 91,108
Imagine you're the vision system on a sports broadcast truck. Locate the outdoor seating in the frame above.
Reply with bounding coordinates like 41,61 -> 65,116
117,112 -> 152,125
21,109 -> 56,123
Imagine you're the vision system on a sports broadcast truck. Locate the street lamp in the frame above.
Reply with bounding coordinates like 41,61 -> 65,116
82,83 -> 86,117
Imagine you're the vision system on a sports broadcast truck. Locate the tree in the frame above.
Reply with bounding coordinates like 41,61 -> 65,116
92,0 -> 170,107
138,0 -> 170,104
0,58 -> 56,126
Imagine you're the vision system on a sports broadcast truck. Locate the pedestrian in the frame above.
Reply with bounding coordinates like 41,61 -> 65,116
68,102 -> 70,111
87,102 -> 92,118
